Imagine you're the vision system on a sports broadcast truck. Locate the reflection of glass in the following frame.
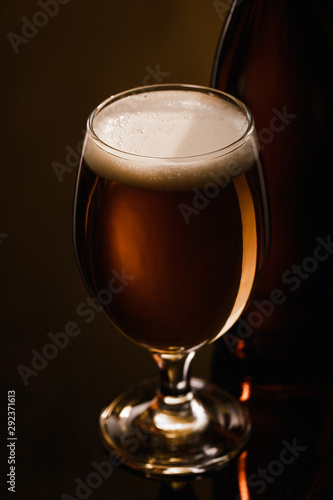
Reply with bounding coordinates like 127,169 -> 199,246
73,84 -> 269,478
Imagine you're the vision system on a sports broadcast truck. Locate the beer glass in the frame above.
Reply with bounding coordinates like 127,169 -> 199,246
73,84 -> 269,478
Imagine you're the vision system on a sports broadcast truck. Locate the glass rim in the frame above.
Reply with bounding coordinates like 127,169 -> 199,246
86,83 -> 255,163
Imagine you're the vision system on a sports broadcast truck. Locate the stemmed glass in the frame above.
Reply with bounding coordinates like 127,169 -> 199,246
73,84 -> 269,479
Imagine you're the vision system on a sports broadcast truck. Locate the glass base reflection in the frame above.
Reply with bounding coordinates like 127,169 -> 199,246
99,377 -> 251,479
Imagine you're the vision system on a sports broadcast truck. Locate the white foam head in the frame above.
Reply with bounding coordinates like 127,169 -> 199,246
84,85 -> 259,190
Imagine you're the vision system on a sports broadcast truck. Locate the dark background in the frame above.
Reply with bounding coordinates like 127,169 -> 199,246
1,1 -> 226,499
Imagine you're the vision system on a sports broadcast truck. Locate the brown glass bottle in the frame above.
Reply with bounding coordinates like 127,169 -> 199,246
211,0 -> 333,372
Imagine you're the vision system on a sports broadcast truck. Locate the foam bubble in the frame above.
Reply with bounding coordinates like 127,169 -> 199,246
84,88 -> 259,190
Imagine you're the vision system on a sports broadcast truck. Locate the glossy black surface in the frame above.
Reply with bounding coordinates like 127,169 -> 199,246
4,335 -> 332,499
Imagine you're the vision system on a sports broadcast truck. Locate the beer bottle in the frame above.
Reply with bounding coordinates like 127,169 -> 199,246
211,0 -> 333,377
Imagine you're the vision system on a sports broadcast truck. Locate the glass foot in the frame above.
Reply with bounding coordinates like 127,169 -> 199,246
99,377 -> 250,479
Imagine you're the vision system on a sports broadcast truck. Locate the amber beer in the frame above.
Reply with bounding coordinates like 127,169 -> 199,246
74,87 -> 267,351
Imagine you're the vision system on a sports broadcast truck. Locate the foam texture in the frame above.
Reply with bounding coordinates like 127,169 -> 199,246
84,89 -> 259,190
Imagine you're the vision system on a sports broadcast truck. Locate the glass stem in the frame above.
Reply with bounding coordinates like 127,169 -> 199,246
152,351 -> 196,410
